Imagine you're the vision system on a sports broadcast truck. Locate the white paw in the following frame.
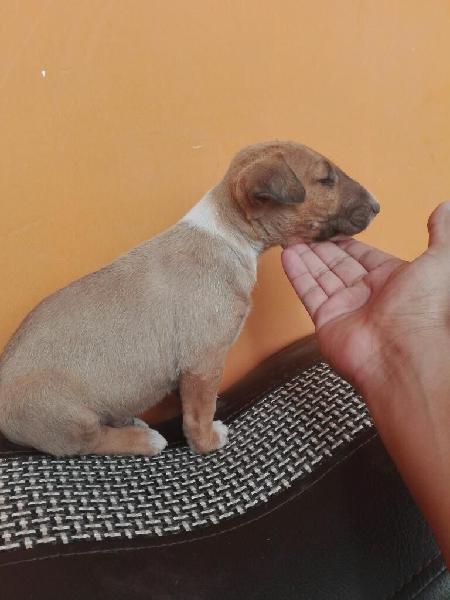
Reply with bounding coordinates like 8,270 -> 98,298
133,418 -> 150,429
212,420 -> 229,449
147,428 -> 168,455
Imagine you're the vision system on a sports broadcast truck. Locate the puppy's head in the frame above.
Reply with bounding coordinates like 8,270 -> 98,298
227,141 -> 379,246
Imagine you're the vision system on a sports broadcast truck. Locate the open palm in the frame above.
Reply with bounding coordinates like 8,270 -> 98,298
281,204 -> 450,389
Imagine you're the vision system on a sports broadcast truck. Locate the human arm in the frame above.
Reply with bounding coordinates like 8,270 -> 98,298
282,202 -> 450,564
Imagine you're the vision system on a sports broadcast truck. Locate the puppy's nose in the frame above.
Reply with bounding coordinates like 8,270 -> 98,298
367,194 -> 380,214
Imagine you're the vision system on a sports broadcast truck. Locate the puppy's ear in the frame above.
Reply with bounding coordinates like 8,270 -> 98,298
235,153 -> 305,218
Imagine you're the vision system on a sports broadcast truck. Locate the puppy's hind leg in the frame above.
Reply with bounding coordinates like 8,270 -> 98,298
89,423 -> 167,456
30,408 -> 168,456
0,375 -> 167,457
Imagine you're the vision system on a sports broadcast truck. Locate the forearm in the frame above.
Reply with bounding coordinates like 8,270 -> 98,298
359,338 -> 450,565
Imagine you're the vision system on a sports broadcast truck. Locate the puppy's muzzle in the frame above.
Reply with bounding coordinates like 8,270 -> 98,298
317,193 -> 380,241
348,194 -> 380,228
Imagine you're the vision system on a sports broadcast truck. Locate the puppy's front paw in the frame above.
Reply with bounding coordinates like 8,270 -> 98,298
212,420 -> 229,449
188,420 -> 229,454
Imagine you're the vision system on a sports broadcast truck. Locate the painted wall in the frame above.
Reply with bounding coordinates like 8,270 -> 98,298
1,1 -> 449,392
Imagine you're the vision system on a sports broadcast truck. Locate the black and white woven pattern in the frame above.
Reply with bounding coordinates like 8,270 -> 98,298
0,363 -> 372,553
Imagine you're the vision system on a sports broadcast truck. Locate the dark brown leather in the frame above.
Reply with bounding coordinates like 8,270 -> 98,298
0,337 -> 448,599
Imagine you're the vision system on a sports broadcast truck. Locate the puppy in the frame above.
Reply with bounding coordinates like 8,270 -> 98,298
0,141 -> 379,456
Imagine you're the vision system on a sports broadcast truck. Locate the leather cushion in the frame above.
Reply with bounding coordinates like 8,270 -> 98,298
0,337 -> 448,598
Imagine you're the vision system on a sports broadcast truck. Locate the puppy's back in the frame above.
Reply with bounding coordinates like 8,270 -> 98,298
0,223 -> 254,415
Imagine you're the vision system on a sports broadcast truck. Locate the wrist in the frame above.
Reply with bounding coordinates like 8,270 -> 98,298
356,329 -> 450,478
355,329 -> 450,401
356,331 -> 450,566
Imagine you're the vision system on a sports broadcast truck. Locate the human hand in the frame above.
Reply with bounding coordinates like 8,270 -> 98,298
282,201 -> 450,564
281,202 -> 450,393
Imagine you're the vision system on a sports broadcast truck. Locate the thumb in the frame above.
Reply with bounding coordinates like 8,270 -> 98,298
427,201 -> 450,248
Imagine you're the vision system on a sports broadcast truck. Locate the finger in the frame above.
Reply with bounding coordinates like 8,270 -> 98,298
282,248 -> 328,319
307,241 -> 367,286
428,201 -> 450,248
281,244 -> 310,279
288,244 -> 345,295
335,239 -> 400,271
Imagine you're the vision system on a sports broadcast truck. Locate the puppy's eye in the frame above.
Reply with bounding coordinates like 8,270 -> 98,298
318,176 -> 335,187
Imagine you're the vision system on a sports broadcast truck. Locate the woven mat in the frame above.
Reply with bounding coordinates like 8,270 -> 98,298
0,363 -> 372,552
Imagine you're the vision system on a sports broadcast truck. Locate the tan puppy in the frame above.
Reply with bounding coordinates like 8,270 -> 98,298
0,141 -> 379,456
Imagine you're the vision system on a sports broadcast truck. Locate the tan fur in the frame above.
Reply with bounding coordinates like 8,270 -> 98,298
180,367 -> 226,454
0,140 -> 379,456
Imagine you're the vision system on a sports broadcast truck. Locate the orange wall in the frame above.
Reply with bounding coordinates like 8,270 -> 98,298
1,1 -> 449,390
